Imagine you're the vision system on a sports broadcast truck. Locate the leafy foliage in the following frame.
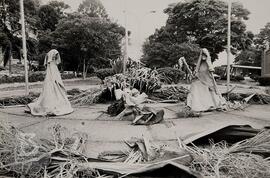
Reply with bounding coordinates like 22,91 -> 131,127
129,67 -> 161,93
214,66 -> 226,77
142,0 -> 252,68
78,0 -> 108,19
110,58 -> 123,74
235,47 -> 262,67
104,67 -> 162,94
255,22 -> 270,49
164,0 -> 251,58
37,1 -> 70,31
142,39 -> 200,68
0,72 -> 77,84
96,68 -> 115,80
156,67 -> 185,84
0,0 -> 40,66
258,77 -> 270,86
38,12 -> 124,72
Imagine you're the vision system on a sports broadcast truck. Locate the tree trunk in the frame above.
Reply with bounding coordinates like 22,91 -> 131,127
60,52 -> 64,73
83,57 -> 86,80
8,45 -> 12,77
85,61 -> 90,79
0,47 -> 3,66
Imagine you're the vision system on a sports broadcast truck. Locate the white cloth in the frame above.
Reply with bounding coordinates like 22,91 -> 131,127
27,49 -> 73,116
187,60 -> 226,112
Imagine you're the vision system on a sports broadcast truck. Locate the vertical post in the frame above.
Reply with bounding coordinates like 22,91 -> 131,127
20,0 -> 29,95
123,2 -> 128,75
83,57 -> 86,80
227,0 -> 232,94
8,51 -> 11,76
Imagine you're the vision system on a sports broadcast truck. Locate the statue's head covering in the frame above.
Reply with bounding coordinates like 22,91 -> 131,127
44,49 -> 61,65
195,48 -> 214,73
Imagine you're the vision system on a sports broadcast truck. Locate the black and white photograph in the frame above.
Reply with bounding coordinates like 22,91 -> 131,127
1,0 -> 270,177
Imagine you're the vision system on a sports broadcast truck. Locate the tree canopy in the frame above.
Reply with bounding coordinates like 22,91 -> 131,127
45,13 -> 124,71
78,0 -> 108,19
0,0 -> 40,65
38,1 -> 70,31
35,0 -> 125,73
142,0 -> 252,68
235,22 -> 270,67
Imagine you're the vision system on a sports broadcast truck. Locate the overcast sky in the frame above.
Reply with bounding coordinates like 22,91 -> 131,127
42,0 -> 270,65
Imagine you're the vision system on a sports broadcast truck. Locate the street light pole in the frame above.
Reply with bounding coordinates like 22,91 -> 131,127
227,0 -> 232,94
123,10 -> 128,75
20,0 -> 29,95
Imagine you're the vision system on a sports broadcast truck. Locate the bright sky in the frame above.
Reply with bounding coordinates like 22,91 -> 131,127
43,0 -> 270,65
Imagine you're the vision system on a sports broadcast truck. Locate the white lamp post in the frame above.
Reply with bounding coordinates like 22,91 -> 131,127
123,10 -> 128,75
20,0 -> 29,95
123,10 -> 157,73
227,0 -> 232,94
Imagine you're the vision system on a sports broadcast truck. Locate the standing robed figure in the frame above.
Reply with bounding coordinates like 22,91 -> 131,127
27,48 -> 73,116
187,48 -> 226,112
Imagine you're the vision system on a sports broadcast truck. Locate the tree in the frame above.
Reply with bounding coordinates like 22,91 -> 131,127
255,22 -> 270,50
235,47 -> 261,67
37,1 -> 70,31
0,0 -> 39,72
142,26 -> 200,68
0,32 -> 10,66
48,1 -> 70,17
142,0 -> 252,68
164,0 -> 251,59
235,21 -> 270,68
48,13 -> 124,77
235,22 -> 270,68
78,0 -> 108,19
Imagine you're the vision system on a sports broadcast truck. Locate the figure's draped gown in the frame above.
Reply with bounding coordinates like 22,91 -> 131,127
187,59 -> 226,112
27,49 -> 73,116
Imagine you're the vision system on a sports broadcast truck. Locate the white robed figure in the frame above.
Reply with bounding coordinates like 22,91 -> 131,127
27,49 -> 73,116
187,48 -> 226,112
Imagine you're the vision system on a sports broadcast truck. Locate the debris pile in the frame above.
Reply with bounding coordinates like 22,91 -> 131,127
1,122 -> 270,178
70,88 -> 103,106
0,123 -> 100,178
103,67 -> 162,94
109,88 -> 165,125
150,86 -> 189,102
0,93 -> 39,107
0,88 -> 83,107
107,98 -> 125,116
226,93 -> 270,104
185,129 -> 270,178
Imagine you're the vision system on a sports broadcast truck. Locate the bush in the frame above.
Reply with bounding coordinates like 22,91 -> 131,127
95,68 -> 115,80
110,58 -> 123,74
258,76 -> 270,86
214,66 -> 226,77
250,74 -> 260,82
0,71 -> 78,84
232,75 -> 245,81
61,73 -> 76,80
157,67 -> 185,84
0,75 -> 24,83
29,72 -> 45,82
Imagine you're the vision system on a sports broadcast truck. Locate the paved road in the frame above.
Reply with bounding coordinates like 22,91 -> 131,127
0,77 -> 268,99
0,77 -> 101,98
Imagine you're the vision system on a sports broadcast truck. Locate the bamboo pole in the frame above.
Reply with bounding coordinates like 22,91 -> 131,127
20,0 -> 29,95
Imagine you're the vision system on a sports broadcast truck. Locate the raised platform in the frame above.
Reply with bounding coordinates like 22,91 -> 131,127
0,103 -> 270,158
